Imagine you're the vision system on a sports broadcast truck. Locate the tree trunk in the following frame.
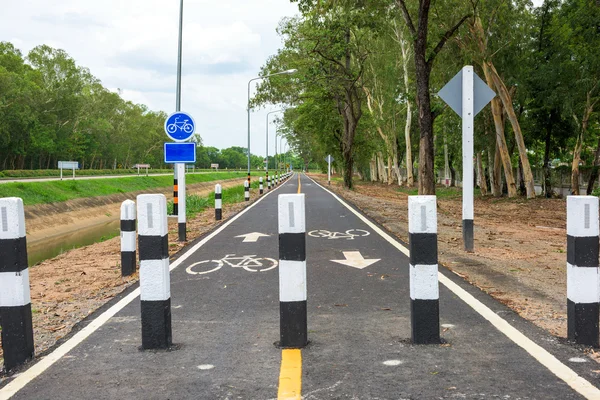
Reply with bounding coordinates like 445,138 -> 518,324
571,133 -> 583,195
394,19 -> 414,187
518,159 -> 526,196
543,120 -> 553,197
449,153 -> 456,187
370,154 -> 377,182
487,62 -> 535,198
477,152 -> 488,196
377,152 -> 387,183
488,140 -> 502,197
586,135 -> 600,195
572,89 -> 597,195
482,63 -> 517,197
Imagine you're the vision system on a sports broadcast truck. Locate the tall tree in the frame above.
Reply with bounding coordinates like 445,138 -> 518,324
396,0 -> 471,194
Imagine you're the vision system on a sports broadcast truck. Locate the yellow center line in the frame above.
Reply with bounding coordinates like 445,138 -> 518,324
297,174 -> 301,193
278,349 -> 302,400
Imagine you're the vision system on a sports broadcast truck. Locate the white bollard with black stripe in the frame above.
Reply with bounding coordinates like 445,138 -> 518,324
215,184 -> 222,221
408,195 -> 440,344
120,200 -> 137,277
0,197 -> 34,372
244,180 -> 250,201
567,196 -> 599,347
268,174 -> 271,190
278,194 -> 308,348
137,194 -> 172,349
260,177 -> 263,195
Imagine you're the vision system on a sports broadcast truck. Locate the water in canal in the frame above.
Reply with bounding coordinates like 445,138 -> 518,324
27,219 -> 121,266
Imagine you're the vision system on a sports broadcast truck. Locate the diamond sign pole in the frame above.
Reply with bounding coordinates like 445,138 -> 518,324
438,66 -> 495,252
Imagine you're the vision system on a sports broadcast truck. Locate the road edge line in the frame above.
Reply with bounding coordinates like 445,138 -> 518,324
0,179 -> 288,400
305,174 -> 600,399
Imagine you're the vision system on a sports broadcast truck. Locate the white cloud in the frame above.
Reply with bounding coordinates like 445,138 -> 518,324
0,0 -> 298,156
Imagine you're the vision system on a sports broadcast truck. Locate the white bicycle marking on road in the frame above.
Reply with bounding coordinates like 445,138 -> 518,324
308,228 -> 370,240
186,254 -> 278,275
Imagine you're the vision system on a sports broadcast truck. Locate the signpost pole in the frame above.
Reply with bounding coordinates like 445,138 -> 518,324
175,0 -> 186,242
328,158 -> 331,185
462,66 -> 474,252
438,65 -> 495,253
177,163 -> 186,241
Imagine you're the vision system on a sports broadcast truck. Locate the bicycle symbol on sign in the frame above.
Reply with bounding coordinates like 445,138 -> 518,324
308,229 -> 370,240
166,116 -> 194,134
186,254 -> 278,275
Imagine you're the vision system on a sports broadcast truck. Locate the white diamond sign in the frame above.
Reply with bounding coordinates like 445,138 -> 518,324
438,69 -> 496,117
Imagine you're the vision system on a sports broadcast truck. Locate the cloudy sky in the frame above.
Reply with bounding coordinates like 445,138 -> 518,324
1,1 -> 544,157
0,0 -> 299,157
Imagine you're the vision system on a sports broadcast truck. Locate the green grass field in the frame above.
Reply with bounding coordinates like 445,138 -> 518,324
0,171 -> 248,205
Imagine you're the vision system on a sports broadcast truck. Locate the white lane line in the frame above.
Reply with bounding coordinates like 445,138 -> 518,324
305,175 -> 600,400
0,180 -> 287,400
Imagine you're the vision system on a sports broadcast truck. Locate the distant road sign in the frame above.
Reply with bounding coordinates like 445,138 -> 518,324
58,161 -> 79,169
164,143 -> 196,163
164,111 -> 195,142
210,163 -> 219,169
325,155 -> 334,163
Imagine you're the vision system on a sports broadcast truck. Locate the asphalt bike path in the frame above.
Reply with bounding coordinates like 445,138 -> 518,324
2,173 -> 600,399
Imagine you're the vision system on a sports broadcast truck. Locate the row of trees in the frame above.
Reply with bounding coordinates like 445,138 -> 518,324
0,42 -> 302,173
254,0 -> 599,197
0,42 -> 172,170
196,145 -> 306,170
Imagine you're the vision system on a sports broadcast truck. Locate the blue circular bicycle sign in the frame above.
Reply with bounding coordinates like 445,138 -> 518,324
164,111 -> 195,142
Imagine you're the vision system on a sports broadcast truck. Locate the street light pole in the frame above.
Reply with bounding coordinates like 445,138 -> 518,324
247,69 -> 296,185
266,109 -> 283,184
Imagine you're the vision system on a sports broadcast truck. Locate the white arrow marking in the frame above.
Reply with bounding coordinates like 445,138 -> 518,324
331,251 -> 380,269
235,232 -> 270,243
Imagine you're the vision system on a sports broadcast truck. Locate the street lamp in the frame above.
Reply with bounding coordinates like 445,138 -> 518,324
278,136 -> 286,174
266,109 -> 283,183
247,69 -> 297,184
284,142 -> 290,172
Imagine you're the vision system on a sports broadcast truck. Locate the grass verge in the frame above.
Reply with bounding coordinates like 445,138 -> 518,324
0,172 -> 248,206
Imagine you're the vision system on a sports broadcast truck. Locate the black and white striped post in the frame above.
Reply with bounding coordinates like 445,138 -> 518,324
244,180 -> 250,202
120,199 -> 137,276
137,194 -> 172,350
0,197 -> 34,372
567,196 -> 599,347
278,193 -> 307,348
260,177 -> 264,195
268,175 -> 271,190
408,195 -> 440,344
215,184 -> 222,221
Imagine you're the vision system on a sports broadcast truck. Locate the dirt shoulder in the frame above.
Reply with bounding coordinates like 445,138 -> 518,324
308,174 -> 568,340
0,180 -> 256,374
